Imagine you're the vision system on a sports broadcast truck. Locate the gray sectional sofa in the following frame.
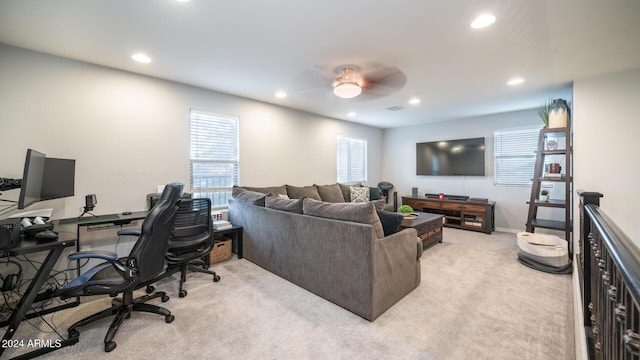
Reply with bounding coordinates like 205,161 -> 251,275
228,184 -> 422,321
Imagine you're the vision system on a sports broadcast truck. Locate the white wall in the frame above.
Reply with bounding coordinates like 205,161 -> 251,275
573,67 -> 640,245
0,44 -> 383,219
382,109 -> 555,232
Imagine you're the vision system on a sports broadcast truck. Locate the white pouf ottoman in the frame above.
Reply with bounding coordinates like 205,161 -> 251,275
516,232 -> 571,273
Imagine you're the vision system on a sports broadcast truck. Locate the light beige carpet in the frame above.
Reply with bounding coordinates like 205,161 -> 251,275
6,228 -> 574,359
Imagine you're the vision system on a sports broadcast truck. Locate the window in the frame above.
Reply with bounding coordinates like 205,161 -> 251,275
494,128 -> 540,185
190,110 -> 239,208
336,135 -> 367,183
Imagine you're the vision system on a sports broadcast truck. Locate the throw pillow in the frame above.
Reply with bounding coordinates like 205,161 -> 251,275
369,187 -> 382,200
286,184 -> 322,200
302,198 -> 385,238
231,186 -> 266,206
350,186 -> 369,203
376,209 -> 403,236
315,183 -> 346,203
265,195 -> 305,213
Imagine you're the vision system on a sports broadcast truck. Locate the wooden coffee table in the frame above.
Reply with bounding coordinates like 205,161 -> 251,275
401,212 -> 444,249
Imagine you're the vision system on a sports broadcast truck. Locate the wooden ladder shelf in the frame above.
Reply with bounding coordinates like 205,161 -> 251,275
525,126 -> 572,240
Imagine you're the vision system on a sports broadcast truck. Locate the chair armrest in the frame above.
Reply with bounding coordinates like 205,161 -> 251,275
68,250 -> 118,262
68,250 -> 136,280
118,230 -> 141,237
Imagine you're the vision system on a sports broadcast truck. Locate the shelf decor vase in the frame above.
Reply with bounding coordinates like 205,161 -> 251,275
548,98 -> 570,128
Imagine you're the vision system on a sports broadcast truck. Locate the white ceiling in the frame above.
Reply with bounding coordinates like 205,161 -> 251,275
1,0 -> 639,128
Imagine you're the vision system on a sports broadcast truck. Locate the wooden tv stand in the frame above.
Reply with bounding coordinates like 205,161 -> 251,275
402,195 -> 495,234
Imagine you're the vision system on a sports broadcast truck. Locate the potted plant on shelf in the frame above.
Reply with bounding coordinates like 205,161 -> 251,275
540,190 -> 549,202
537,98 -> 552,128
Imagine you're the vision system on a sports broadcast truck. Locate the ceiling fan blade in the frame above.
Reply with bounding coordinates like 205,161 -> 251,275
363,66 -> 407,91
292,67 -> 334,93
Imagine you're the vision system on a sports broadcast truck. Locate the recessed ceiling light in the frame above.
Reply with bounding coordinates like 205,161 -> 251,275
470,14 -> 496,29
409,98 -> 421,105
348,112 -> 356,117
132,53 -> 151,64
507,77 -> 525,86
275,90 -> 287,98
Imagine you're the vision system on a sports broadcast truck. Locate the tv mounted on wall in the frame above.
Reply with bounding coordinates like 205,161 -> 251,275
416,137 -> 485,176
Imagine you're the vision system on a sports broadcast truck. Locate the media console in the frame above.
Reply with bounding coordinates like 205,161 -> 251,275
402,195 -> 495,234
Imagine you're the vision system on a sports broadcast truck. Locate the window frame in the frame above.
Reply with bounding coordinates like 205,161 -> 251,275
189,109 -> 239,209
336,134 -> 368,183
493,127 -> 541,186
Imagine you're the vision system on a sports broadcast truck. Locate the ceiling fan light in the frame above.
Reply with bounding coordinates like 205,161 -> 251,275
333,82 -> 362,99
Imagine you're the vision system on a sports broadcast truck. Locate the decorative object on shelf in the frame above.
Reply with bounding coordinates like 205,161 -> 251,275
545,138 -> 558,150
438,193 -> 445,200
540,190 -> 549,202
537,98 -> 552,127
548,98 -> 570,128
549,163 -> 561,174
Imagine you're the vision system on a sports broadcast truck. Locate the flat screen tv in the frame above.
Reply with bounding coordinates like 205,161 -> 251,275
416,137 -> 485,176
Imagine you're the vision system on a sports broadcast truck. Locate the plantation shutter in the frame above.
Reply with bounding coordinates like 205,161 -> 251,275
337,135 -> 367,183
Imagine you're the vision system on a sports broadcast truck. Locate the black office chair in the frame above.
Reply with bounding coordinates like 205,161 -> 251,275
57,182 -> 183,353
147,197 -> 220,298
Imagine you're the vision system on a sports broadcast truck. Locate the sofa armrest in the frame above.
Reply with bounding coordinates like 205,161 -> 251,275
370,227 -> 420,319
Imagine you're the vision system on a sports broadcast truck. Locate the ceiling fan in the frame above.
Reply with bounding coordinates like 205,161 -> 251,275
293,64 -> 407,100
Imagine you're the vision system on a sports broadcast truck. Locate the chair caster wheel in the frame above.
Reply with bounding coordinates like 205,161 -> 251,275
161,295 -> 170,302
165,314 -> 175,323
179,290 -> 187,298
213,275 -> 221,282
146,285 -> 155,293
105,341 -> 117,352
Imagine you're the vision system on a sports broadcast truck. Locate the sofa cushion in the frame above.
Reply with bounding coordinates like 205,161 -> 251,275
286,184 -> 322,201
376,209 -> 403,236
338,183 -> 352,202
303,198 -> 385,238
265,195 -> 305,214
338,182 -> 363,202
315,183 -> 346,203
350,186 -> 370,203
232,186 -> 266,206
244,185 -> 287,197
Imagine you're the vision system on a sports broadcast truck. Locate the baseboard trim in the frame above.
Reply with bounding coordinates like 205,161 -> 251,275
573,255 -> 588,360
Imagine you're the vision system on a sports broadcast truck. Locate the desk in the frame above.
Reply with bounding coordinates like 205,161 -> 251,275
62,212 -> 147,277
0,221 -> 78,359
214,224 -> 243,259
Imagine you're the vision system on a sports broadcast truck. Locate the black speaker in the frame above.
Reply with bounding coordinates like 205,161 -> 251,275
1,259 -> 23,292
0,218 -> 22,250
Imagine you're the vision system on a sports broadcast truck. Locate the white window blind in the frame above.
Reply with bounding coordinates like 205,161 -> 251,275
337,135 -> 367,183
190,110 -> 239,208
494,128 -> 540,185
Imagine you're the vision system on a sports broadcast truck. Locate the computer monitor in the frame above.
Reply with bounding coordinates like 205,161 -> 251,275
17,149 -> 76,210
17,149 -> 46,209
42,158 -> 75,201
